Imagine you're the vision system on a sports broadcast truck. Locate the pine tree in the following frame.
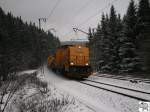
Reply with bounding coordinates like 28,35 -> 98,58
107,5 -> 120,73
98,14 -> 111,72
119,0 -> 141,73
0,7 -> 60,81
88,26 -> 101,71
137,0 -> 150,74
89,6 -> 123,73
88,27 -> 95,69
88,27 -> 93,41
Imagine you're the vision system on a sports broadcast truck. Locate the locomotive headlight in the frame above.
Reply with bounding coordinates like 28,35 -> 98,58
85,63 -> 89,66
70,62 -> 74,65
79,46 -> 81,48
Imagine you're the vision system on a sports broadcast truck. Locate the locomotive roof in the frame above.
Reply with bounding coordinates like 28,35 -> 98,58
61,41 -> 88,46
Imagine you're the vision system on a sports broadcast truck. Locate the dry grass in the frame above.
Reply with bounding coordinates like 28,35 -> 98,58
1,72 -> 74,112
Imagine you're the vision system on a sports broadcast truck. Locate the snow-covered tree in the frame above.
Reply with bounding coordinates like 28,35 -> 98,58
137,0 -> 150,74
0,7 -> 60,81
119,0 -> 141,73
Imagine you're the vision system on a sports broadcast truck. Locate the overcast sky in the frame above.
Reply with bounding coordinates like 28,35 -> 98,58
0,0 -> 138,41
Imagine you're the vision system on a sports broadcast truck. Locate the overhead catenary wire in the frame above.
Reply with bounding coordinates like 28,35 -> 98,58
47,0 -> 62,21
60,0 -> 93,37
78,0 -> 118,27
43,0 -> 62,32
62,0 -> 119,37
68,0 -> 93,24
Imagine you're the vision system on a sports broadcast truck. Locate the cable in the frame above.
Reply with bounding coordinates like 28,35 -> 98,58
63,0 -> 118,37
44,0 -> 62,31
47,0 -> 62,21
59,0 -> 92,37
78,0 -> 118,27
73,0 -> 92,19
46,0 -> 92,37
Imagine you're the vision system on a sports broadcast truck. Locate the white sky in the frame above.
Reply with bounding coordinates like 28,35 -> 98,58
0,0 -> 138,41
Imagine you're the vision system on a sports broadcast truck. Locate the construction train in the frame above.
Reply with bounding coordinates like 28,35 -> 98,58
47,42 -> 92,78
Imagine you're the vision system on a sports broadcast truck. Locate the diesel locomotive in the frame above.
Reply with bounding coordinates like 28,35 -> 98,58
47,43 -> 92,78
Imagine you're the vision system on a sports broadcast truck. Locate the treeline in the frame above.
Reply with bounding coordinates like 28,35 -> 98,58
0,7 -> 60,81
89,0 -> 150,76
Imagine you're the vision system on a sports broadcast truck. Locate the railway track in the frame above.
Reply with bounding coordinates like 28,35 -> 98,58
79,79 -> 150,101
85,79 -> 150,94
95,74 -> 150,83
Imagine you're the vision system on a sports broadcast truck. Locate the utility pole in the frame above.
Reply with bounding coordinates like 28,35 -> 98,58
38,18 -> 47,74
38,18 -> 47,29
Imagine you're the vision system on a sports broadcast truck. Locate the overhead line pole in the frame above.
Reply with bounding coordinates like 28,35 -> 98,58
38,18 -> 47,74
38,18 -> 47,29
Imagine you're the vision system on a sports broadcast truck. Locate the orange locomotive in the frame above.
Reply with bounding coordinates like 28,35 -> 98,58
47,44 -> 92,78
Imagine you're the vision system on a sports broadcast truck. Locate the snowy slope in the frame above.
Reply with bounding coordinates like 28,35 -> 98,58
2,69 -> 93,112
41,66 -> 141,112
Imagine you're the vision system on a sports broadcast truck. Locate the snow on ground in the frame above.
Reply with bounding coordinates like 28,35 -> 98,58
88,74 -> 150,93
18,69 -> 37,75
1,66 -> 149,112
1,69 -> 94,112
38,69 -> 95,112
82,80 -> 150,101
41,66 -> 143,112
